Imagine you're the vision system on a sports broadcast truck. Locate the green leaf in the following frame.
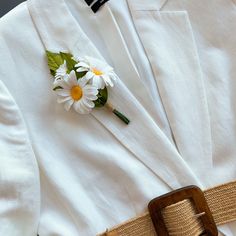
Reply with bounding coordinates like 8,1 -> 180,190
60,52 -> 77,72
46,50 -> 64,76
76,71 -> 87,79
94,87 -> 108,107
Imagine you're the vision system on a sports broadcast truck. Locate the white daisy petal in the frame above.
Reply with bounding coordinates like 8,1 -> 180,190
55,79 -> 70,89
78,77 -> 89,87
82,98 -> 95,108
83,89 -> 98,97
76,68 -> 87,73
85,71 -> 95,80
73,101 -> 90,114
101,74 -> 112,85
57,96 -> 71,104
53,80 -> 61,88
67,70 -> 78,86
75,61 -> 90,68
72,101 -> 81,113
91,76 -> 103,89
83,85 -> 98,92
84,94 -> 98,100
55,61 -> 68,80
99,80 -> 106,89
64,99 -> 74,111
55,89 -> 70,97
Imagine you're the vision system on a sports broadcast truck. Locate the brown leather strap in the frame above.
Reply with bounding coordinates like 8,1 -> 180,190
97,181 -> 236,236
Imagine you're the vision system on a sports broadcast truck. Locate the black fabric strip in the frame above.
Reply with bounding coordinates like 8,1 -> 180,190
91,0 -> 109,13
84,0 -> 94,6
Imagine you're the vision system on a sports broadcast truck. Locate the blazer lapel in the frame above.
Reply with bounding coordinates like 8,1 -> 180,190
27,0 -> 202,189
127,0 -> 213,182
70,2 -> 174,140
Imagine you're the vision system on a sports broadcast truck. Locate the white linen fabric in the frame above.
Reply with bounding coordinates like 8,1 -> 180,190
0,0 -> 236,235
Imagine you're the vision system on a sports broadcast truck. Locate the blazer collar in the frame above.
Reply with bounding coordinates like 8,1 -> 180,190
27,0 -> 201,189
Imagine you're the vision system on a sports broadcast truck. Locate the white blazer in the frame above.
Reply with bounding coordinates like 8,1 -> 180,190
0,0 -> 236,235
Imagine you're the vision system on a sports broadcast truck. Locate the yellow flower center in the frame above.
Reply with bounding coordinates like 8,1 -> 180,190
92,67 -> 103,76
70,86 -> 83,101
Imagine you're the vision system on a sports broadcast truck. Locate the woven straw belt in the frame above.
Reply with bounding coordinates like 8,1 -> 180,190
97,181 -> 236,236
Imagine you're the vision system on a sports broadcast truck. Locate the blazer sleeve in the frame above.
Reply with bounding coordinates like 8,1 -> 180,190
0,80 -> 40,236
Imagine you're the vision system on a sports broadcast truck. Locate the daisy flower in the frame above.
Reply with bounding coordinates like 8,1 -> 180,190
55,70 -> 98,114
55,60 -> 68,81
75,56 -> 118,89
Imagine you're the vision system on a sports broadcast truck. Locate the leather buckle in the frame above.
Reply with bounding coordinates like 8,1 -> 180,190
148,185 -> 218,236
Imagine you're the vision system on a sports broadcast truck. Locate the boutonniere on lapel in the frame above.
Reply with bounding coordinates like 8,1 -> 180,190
46,51 -> 130,124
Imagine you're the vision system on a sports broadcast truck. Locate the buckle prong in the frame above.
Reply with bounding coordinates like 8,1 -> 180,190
148,185 -> 218,236
194,212 -> 206,219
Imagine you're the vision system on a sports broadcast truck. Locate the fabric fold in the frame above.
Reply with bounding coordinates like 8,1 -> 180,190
0,80 -> 40,236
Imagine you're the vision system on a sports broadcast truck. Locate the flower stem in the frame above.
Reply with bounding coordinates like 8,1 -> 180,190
113,109 -> 130,125
106,103 -> 130,125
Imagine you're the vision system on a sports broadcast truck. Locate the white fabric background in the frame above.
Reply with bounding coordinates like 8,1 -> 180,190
0,0 -> 236,235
